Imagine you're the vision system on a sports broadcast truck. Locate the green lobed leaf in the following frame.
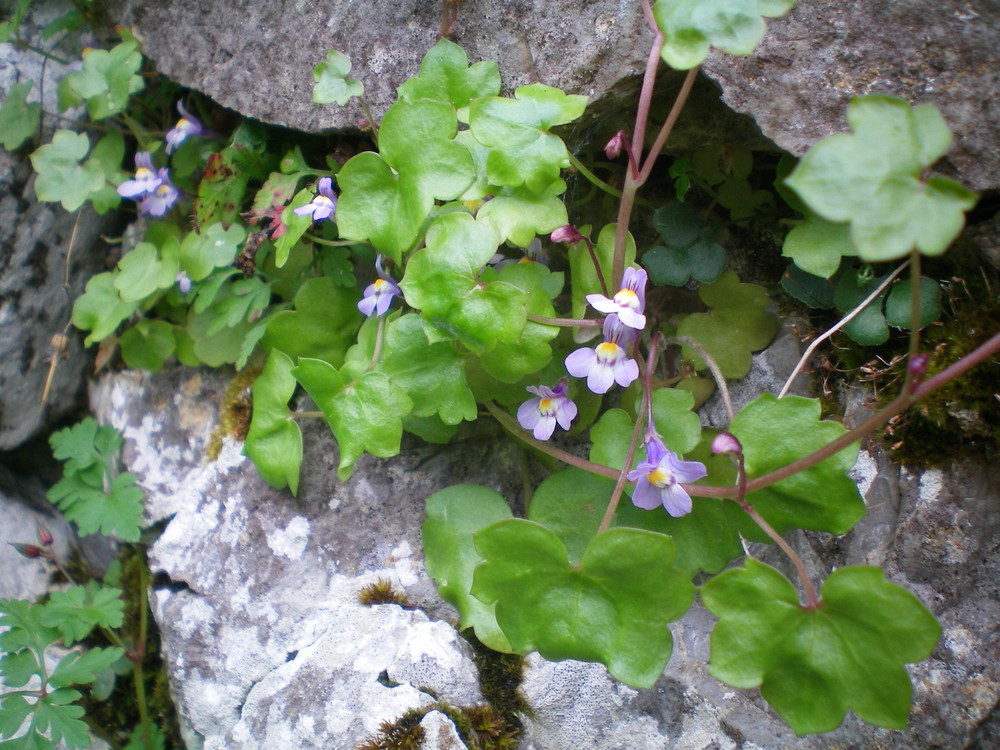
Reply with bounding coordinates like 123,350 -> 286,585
262,276 -> 362,368
120,320 -> 177,372
337,99 -> 476,263
29,130 -> 104,211
114,242 -> 179,303
311,50 -> 364,105
0,694 -> 35,739
832,266 -> 890,346
49,417 -> 122,475
380,314 -> 477,425
477,180 -> 569,247
84,131 -> 127,214
244,350 -> 302,495
782,213 -> 856,279
423,485 -> 514,652
730,393 -> 864,534
123,723 -> 167,750
293,359 -> 413,481
654,0 -> 794,70
786,96 -> 977,261
675,270 -> 779,378
179,222 -> 247,281
0,81 -> 41,150
398,38 -> 500,114
41,582 -> 125,645
47,472 -> 143,541
34,691 -> 88,749
59,41 -> 144,120
1,649 -> 42,688
780,263 -> 837,309
400,213 -> 527,354
49,646 -> 125,688
472,522 -> 695,688
469,84 -> 587,193
702,560 -> 941,734
527,468 -> 613,566
0,600 -> 60,656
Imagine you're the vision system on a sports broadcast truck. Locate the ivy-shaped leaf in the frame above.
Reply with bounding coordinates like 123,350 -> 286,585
469,84 -> 588,193
244,350 -> 302,495
0,80 -> 41,150
114,242 -> 179,302
653,0 -> 795,70
477,179 -> 569,247
472,522 -> 695,688
702,560 -> 941,734
263,277 -> 362,368
380,314 -> 477,425
398,38 -> 500,115
293,359 -> 413,481
423,485 -> 514,652
85,131 -> 127,214
400,213 -> 527,354
179,222 -> 247,281
337,99 -> 476,263
29,130 -> 104,211
58,41 -> 144,119
643,200 -> 727,286
311,50 -> 364,105
119,320 -> 177,372
527,468 -> 613,566
730,393 -> 864,535
782,213 -> 856,279
675,270 -> 779,378
41,582 -> 124,645
786,96 -> 978,261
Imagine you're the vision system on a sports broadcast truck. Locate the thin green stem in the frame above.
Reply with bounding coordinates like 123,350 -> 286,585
526,313 -> 602,328
568,153 -> 624,200
308,235 -> 358,247
597,404 -> 646,533
132,552 -> 154,750
11,38 -> 71,65
367,315 -> 387,372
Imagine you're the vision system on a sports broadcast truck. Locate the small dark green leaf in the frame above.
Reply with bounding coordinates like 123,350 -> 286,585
884,277 -> 940,329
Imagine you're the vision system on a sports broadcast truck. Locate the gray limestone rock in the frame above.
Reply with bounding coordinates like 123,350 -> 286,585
700,0 -> 1000,190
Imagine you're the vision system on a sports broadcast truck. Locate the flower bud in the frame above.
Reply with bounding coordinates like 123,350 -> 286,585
37,524 -> 54,547
711,431 -> 742,455
605,130 -> 627,160
550,225 -> 584,244
10,542 -> 44,559
908,352 -> 930,380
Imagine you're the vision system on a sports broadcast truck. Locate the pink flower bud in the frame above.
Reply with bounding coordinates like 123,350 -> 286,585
550,225 -> 584,244
908,353 -> 930,380
711,431 -> 742,455
37,524 -> 54,547
10,542 -> 44,559
605,130 -> 627,160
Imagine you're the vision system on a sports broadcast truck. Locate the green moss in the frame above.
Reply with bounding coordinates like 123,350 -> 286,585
205,363 -> 263,461
358,578 -> 414,608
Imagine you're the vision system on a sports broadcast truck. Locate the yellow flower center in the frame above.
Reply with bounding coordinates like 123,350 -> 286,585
613,288 -> 638,309
595,341 -> 621,362
373,278 -> 389,291
648,467 -> 674,488
538,397 -> 555,415
136,167 -> 153,180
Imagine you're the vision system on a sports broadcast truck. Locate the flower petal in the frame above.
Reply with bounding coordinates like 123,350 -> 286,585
660,483 -> 693,517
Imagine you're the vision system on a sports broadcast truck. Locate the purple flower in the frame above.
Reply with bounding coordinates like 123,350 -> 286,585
117,152 -> 161,197
565,314 -> 639,394
627,437 -> 707,517
165,101 -> 208,154
137,168 -> 180,217
294,177 -> 337,221
175,271 -> 192,294
516,378 -> 577,440
357,255 -> 401,317
586,266 -> 648,330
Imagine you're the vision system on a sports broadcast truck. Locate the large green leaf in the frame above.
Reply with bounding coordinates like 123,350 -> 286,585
244,350 -> 302,495
400,213 -> 527,354
527,468 -> 613,566
469,84 -> 587,192
472,522 -> 694,688
398,38 -> 500,115
29,130 -> 104,211
654,0 -> 795,70
702,560 -> 941,734
786,96 -> 977,261
423,485 -> 513,652
293,359 -> 413,481
263,277 -> 362,368
477,180 -> 569,247
72,272 -> 139,345
730,393 -> 864,534
58,40 -> 143,119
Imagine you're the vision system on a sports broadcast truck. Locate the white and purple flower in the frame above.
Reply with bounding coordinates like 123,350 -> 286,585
586,266 -> 648,330
627,436 -> 707,517
294,177 -> 338,222
565,314 -> 639,394
137,168 -> 180,217
357,255 -> 402,317
117,152 -> 161,198
516,378 -> 577,441
165,101 -> 208,154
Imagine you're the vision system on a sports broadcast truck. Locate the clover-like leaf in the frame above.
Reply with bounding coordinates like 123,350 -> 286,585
244,350 -> 302,495
398,38 -> 500,115
423,485 -> 514,652
293,359 -> 413,481
263,277 -> 362,368
49,646 -> 124,688
786,96 -> 977,261
730,393 -> 864,534
0,80 -> 41,150
30,130 -> 105,211
702,560 -> 941,734
472,522 -> 695,688
469,84 -> 587,192
654,0 -> 795,70
58,41 -> 144,119
380,314 -> 477,425
400,213 -> 527,354
675,270 -> 779,378
337,99 -> 475,263
782,213 -> 857,279
41,582 -> 125,645
312,50 -> 364,105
